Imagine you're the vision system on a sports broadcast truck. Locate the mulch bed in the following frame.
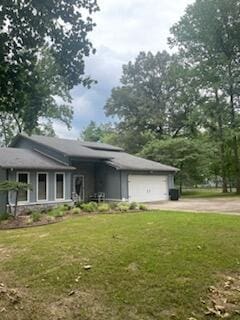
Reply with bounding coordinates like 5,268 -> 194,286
0,215 -> 65,230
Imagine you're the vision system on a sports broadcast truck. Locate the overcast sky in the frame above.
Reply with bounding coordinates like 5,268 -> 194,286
53,0 -> 194,138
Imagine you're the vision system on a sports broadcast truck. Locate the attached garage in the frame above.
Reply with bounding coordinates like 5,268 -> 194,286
128,174 -> 169,202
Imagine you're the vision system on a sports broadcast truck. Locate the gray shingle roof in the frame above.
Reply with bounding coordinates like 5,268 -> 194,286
101,151 -> 178,172
10,134 -> 178,172
0,148 -> 75,170
15,134 -> 112,159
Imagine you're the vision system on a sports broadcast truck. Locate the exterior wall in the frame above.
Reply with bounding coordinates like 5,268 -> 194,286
95,164 -> 122,201
13,138 -> 70,165
7,169 -> 72,213
70,161 -> 96,201
0,168 -> 7,213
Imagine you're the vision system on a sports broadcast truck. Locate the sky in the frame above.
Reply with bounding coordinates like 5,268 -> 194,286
53,0 -> 194,139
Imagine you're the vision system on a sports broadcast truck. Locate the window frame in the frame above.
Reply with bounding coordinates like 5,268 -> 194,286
55,172 -> 65,200
16,171 -> 30,204
36,172 -> 49,202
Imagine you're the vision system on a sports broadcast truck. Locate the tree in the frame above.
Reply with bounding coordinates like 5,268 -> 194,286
140,137 -> 214,193
169,0 -> 240,192
105,51 -> 203,152
0,181 -> 32,218
0,0 -> 99,132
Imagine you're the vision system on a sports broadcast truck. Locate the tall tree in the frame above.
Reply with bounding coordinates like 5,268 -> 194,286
0,0 -> 99,132
105,51 -> 203,152
169,0 -> 240,192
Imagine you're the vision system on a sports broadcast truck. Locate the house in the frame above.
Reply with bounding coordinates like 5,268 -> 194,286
0,134 -> 178,213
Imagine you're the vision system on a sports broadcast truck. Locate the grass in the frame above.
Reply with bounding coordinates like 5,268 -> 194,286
0,211 -> 240,319
182,187 -> 240,198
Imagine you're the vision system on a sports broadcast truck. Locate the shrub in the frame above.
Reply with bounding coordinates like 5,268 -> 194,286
139,204 -> 148,211
31,212 -> 42,222
109,202 -> 118,210
47,208 -> 65,218
76,201 -> 84,208
64,203 -> 73,210
0,212 -> 10,221
71,207 -> 82,215
116,202 -> 130,212
98,203 -> 110,212
81,202 -> 98,212
129,202 -> 139,210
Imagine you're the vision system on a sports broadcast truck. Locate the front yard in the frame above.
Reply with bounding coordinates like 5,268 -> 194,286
1,211 -> 240,319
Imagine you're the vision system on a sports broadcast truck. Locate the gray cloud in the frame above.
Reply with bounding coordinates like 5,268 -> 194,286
54,0 -> 194,138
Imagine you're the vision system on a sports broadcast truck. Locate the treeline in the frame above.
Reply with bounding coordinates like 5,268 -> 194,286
81,0 -> 240,193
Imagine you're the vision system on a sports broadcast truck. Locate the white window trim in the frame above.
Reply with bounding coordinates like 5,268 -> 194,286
16,171 -> 30,204
55,172 -> 65,201
36,172 -> 49,202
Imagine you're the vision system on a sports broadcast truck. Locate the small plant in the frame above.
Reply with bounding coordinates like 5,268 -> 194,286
63,203 -> 73,210
76,201 -> 84,208
31,212 -> 42,222
98,203 -> 110,212
0,212 -> 10,222
71,207 -> 82,215
81,202 -> 98,212
139,204 -> 148,211
109,202 -> 118,210
129,202 -> 139,210
47,208 -> 65,218
116,202 -> 130,212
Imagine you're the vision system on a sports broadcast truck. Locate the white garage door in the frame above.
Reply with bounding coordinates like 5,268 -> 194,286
128,175 -> 169,202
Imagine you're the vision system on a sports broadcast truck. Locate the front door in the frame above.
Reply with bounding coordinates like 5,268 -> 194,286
73,175 -> 84,202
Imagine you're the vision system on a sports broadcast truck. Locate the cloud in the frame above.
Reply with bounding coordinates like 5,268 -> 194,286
53,0 -> 195,139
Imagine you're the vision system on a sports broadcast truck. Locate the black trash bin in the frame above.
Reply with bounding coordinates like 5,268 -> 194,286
169,188 -> 179,201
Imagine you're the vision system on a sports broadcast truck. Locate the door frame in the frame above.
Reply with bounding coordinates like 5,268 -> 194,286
72,174 -> 85,202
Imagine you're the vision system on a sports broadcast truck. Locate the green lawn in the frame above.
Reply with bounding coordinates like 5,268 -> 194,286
1,211 -> 240,319
182,188 -> 239,198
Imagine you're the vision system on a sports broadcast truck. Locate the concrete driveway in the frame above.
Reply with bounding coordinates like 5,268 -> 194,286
148,197 -> 240,215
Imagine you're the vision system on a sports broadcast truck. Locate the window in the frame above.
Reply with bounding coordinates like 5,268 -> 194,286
56,173 -> 65,199
17,172 -> 29,202
37,173 -> 48,201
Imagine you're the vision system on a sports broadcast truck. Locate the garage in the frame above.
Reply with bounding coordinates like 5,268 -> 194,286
128,174 -> 169,202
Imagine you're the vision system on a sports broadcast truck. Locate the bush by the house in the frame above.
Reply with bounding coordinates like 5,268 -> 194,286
0,212 -> 10,222
116,202 -> 130,212
71,207 -> 82,215
31,212 -> 42,222
47,208 -> 65,218
80,201 -> 98,212
129,202 -> 139,210
139,204 -> 147,211
98,203 -> 110,212
109,202 -> 118,210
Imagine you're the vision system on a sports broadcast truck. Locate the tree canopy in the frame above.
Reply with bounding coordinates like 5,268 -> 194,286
0,0 -> 99,135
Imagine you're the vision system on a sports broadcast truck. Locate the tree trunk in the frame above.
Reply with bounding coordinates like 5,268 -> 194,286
215,89 -> 228,193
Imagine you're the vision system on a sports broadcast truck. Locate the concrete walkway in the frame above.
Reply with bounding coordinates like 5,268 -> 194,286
148,197 -> 240,215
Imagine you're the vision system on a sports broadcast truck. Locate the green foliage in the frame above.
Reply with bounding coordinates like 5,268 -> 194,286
71,208 -> 82,215
139,204 -> 148,211
31,212 -> 42,223
116,202 -> 130,212
140,137 -> 214,190
129,202 -> 139,210
0,1 -> 99,138
0,212 -> 10,222
0,181 -> 31,192
47,208 -> 65,218
109,202 -> 118,210
81,202 -> 98,213
98,203 -> 110,212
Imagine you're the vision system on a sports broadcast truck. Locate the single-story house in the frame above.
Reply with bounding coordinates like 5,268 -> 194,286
0,134 -> 178,213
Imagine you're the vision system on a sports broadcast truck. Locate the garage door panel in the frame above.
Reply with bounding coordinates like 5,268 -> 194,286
128,175 -> 169,202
